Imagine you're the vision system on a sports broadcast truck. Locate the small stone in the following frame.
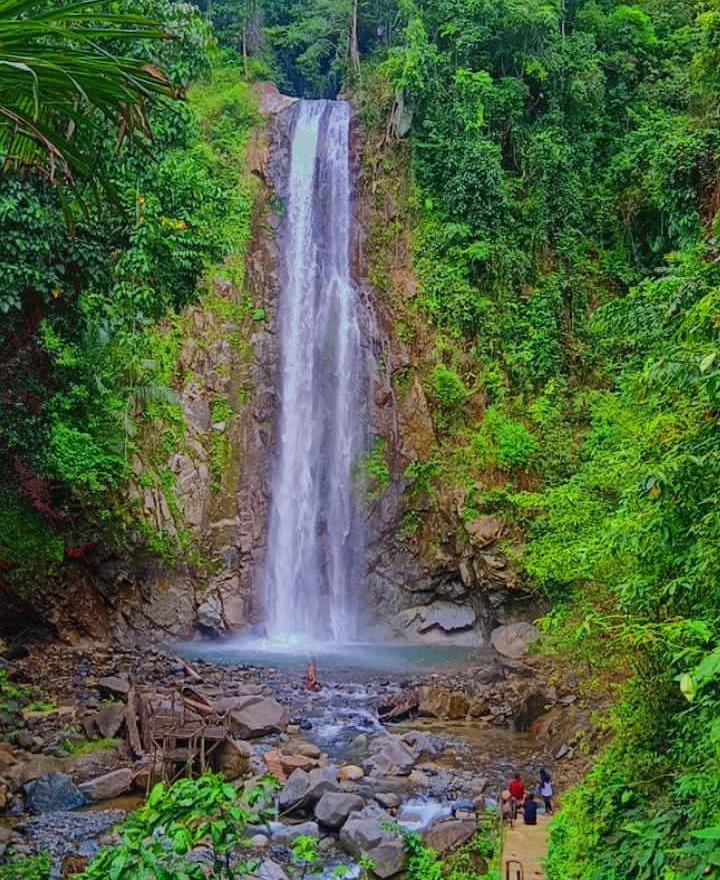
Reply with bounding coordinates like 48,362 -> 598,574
339,765 -> 364,782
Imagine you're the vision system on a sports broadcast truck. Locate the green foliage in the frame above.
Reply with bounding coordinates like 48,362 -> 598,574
430,365 -> 469,416
0,35 -> 259,593
402,817 -> 501,880
80,774 -> 278,880
0,853 -> 50,880
361,436 -> 391,501
0,669 -> 34,722
62,737 -> 121,756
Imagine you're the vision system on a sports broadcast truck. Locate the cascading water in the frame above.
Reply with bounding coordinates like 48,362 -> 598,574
264,100 -> 365,643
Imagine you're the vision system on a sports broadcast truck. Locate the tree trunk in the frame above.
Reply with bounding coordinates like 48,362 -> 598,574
350,0 -> 361,76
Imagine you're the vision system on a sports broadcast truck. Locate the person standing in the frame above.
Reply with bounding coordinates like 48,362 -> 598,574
540,767 -> 554,814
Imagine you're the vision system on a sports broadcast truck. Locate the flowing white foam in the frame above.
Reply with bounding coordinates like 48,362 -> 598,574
264,100 -> 365,643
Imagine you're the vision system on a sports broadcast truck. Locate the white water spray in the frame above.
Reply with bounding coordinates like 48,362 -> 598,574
264,100 -> 364,642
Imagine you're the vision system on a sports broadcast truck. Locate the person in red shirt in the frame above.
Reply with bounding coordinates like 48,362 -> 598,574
508,772 -> 525,819
509,772 -> 525,802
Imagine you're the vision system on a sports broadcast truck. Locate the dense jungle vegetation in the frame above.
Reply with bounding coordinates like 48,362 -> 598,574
2,0 -> 720,877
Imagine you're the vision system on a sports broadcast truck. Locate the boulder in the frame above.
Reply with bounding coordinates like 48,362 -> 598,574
214,695 -> 263,713
293,742 -> 321,759
281,753 -> 317,774
339,809 -> 407,879
230,697 -> 288,739
256,860 -> 290,880
490,622 -> 539,659
216,739 -> 253,780
79,768 -> 133,803
24,773 -> 84,813
315,792 -> 365,829
417,603 -> 476,634
278,769 -> 311,812
423,820 -> 476,854
305,766 -> 340,803
97,676 -> 130,697
339,765 -> 364,782
417,687 -> 469,720
375,792 -> 402,810
197,597 -> 224,630
95,703 -> 125,739
10,755 -> 68,787
365,735 -> 418,777
269,821 -> 319,844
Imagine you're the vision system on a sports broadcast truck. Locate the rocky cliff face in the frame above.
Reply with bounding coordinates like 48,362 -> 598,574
355,126 -> 538,644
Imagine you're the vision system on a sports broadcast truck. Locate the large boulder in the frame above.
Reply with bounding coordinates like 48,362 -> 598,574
268,821 -> 319,844
255,861 -> 290,880
216,739 -> 254,780
314,792 -> 365,829
95,703 -> 125,739
78,768 -> 133,803
417,603 -> 476,634
491,622 -> 539,659
423,820 -> 476,854
305,766 -> 340,803
278,769 -> 310,812
417,687 -> 469,720
230,697 -> 289,739
339,809 -> 407,879
24,773 -> 84,813
364,736 -> 416,777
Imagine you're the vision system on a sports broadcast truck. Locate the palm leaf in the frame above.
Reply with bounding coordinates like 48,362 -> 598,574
0,0 -> 174,181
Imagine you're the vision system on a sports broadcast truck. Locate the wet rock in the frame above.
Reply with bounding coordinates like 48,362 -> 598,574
417,686 -> 469,720
24,773 -> 84,813
315,792 -> 365,829
423,819 -> 476,854
217,738 -> 253,780
339,808 -> 407,878
79,768 -> 133,803
490,623 -> 539,659
339,765 -> 364,782
230,697 -> 289,739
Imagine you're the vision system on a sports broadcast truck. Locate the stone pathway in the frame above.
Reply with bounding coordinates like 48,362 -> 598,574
501,811 -> 551,879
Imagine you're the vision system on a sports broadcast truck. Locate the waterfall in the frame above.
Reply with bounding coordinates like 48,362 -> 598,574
265,100 -> 365,643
